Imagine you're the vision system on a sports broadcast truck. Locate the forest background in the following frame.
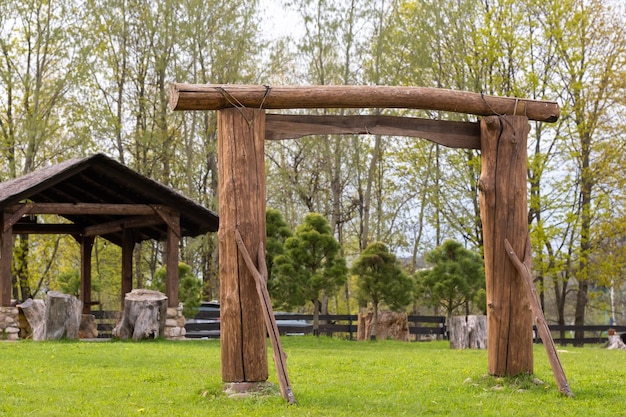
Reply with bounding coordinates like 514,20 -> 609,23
1,0 -> 625,332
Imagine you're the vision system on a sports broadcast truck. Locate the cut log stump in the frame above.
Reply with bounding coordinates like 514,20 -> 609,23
606,335 -> 626,350
113,289 -> 167,341
449,315 -> 487,349
19,298 -> 46,340
45,291 -> 83,340
357,311 -> 409,341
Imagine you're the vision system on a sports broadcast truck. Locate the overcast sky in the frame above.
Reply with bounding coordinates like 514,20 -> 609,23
259,0 -> 303,40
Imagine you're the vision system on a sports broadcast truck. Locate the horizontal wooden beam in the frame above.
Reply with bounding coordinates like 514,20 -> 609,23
8,203 -> 165,216
265,114 -> 480,149
12,224 -> 83,234
82,215 -> 164,237
170,84 -> 560,123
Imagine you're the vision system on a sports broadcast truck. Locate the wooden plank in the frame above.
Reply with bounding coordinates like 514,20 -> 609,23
235,231 -> 296,404
8,203 -> 159,216
265,114 -> 481,149
218,107 -> 268,383
479,115 -> 533,376
170,84 -> 560,123
505,238 -> 574,397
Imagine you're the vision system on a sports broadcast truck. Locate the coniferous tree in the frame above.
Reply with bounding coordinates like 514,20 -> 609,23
272,213 -> 347,335
353,241 -> 413,340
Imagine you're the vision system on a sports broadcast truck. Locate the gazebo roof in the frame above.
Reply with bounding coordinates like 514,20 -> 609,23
0,154 -> 219,245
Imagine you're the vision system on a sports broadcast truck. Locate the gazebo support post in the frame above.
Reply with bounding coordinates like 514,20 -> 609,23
121,229 -> 134,310
218,107 -> 268,384
165,214 -> 180,308
80,236 -> 95,314
1,212 -> 12,306
479,115 -> 533,376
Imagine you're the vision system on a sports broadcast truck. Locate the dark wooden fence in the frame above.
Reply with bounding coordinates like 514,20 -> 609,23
535,325 -> 626,346
184,312 -> 447,340
92,310 -> 119,338
92,310 -> 446,340
92,310 -> 626,345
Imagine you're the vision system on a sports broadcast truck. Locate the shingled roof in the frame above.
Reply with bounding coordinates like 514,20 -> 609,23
0,154 -> 219,245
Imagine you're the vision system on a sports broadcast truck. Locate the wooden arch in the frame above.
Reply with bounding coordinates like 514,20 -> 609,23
170,84 -> 558,382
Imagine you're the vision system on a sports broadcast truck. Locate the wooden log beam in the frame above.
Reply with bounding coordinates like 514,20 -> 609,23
170,84 -> 560,123
478,115 -> 533,376
265,114 -> 480,149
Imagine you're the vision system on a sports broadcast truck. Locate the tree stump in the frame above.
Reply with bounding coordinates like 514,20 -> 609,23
45,291 -> 83,340
357,311 -> 409,341
449,315 -> 487,349
606,334 -> 626,350
19,298 -> 46,340
79,314 -> 99,339
113,289 -> 167,341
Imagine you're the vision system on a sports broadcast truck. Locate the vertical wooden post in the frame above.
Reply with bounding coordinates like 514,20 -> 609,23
121,229 -> 134,310
80,236 -> 95,314
166,214 -> 180,308
1,212 -> 12,306
218,107 -> 268,383
479,115 -> 533,376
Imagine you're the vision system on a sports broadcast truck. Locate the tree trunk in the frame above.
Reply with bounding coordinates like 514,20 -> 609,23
44,291 -> 82,340
449,315 -> 488,349
312,298 -> 320,337
371,303 -> 379,341
112,289 -> 167,341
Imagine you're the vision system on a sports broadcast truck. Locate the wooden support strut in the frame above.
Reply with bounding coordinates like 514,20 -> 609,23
504,238 -> 574,397
234,229 -> 296,405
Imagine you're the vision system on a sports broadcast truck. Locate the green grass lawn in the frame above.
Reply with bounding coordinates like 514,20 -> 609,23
1,337 -> 624,416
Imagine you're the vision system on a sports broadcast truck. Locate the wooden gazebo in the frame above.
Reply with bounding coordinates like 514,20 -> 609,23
169,84 -> 567,392
0,153 -> 219,312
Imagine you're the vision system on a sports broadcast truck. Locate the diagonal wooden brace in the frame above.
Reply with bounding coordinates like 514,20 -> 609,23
235,228 -> 296,404
504,238 -> 574,397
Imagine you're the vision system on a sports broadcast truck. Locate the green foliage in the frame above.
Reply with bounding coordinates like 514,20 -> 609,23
151,262 -> 201,317
265,208 -> 293,291
272,213 -> 347,311
57,270 -> 81,297
416,240 -> 485,317
353,242 -> 413,312
57,270 -> 101,298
